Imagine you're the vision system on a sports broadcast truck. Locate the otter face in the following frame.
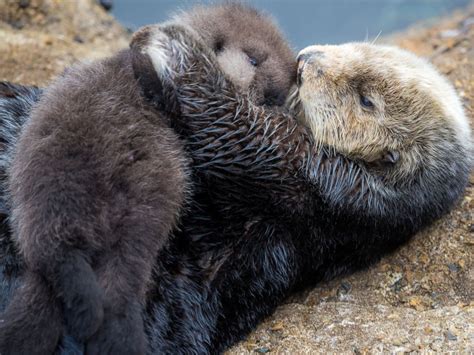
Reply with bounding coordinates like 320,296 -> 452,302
174,3 -> 295,106
294,43 -> 471,178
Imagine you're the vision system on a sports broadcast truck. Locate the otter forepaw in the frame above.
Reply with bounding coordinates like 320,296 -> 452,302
131,23 -> 213,81
62,287 -> 104,342
55,253 -> 105,341
85,302 -> 145,355
131,25 -> 177,81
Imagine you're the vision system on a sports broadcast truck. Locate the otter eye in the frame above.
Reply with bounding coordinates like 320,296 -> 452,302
360,95 -> 374,109
248,56 -> 258,67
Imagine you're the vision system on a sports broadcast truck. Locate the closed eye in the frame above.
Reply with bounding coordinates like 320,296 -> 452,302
244,48 -> 268,67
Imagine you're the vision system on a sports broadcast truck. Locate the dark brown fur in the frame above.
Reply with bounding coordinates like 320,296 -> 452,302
0,3 -> 295,354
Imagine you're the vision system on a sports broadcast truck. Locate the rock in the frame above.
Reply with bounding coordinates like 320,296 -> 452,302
0,0 -> 129,86
98,0 -> 113,12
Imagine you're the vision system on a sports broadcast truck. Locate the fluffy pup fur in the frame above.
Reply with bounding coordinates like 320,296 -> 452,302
2,48 -> 191,355
0,4 -> 295,355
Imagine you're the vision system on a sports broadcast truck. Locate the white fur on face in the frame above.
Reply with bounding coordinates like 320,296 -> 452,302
370,44 -> 472,155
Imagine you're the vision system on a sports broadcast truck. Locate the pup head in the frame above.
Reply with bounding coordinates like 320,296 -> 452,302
173,3 -> 295,106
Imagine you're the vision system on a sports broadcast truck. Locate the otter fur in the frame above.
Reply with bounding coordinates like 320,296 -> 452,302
1,19 -> 471,355
1,48 -> 191,355
0,4 -> 295,355
132,26 -> 470,353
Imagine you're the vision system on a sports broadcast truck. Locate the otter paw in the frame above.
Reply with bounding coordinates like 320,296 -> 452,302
131,25 -> 175,80
85,305 -> 145,355
131,24 -> 206,80
62,284 -> 105,341
58,256 -> 105,341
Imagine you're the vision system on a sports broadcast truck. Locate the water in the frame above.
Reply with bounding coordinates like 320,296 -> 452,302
111,0 -> 471,50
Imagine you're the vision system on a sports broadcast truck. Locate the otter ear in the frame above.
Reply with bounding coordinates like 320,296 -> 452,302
381,150 -> 400,165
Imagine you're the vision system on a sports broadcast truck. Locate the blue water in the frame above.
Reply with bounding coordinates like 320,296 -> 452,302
111,0 -> 471,50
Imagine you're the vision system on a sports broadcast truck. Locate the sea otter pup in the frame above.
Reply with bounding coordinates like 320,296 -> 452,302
126,26 -> 470,353
0,4 -> 294,355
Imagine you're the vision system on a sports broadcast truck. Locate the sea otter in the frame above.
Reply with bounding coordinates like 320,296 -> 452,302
0,4 -> 295,355
131,26 -> 470,353
0,21 -> 471,355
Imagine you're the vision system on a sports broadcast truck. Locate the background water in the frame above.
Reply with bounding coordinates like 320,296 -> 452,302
111,0 -> 471,50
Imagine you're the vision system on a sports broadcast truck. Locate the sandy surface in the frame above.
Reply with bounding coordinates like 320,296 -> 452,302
0,0 -> 472,353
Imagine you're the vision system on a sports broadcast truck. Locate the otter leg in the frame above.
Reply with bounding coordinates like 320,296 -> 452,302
54,251 -> 105,341
0,272 -> 63,355
0,248 -> 105,349
85,230 -> 158,355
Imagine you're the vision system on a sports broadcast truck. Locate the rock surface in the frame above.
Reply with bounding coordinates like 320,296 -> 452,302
0,0 -> 129,85
0,1 -> 472,353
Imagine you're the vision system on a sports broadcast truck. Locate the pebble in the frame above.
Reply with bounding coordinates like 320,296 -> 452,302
270,322 -> 284,331
447,263 -> 459,272
74,35 -> 84,44
19,0 -> 30,9
338,281 -> 352,295
445,331 -> 457,341
98,0 -> 113,11
440,29 -> 461,38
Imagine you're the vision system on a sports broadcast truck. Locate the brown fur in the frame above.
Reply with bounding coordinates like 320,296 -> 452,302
174,3 -> 295,105
0,3 -> 295,354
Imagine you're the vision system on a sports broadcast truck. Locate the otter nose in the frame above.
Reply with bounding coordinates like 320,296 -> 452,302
297,50 -> 325,86
296,50 -> 324,65
296,52 -> 313,65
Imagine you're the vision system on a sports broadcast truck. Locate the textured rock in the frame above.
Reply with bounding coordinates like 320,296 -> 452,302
0,1 -> 472,353
0,0 -> 129,85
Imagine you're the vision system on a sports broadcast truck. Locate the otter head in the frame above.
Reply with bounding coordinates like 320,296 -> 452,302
173,3 -> 295,106
292,43 -> 472,181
